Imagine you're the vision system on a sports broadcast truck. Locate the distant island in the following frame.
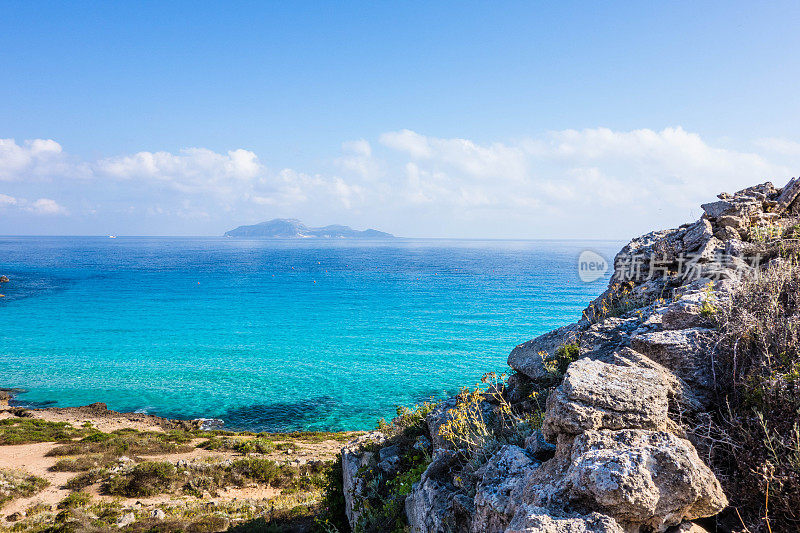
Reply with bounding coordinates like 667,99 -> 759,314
224,218 -> 395,239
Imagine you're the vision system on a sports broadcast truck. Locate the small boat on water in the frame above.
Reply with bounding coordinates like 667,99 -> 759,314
108,235 -> 117,239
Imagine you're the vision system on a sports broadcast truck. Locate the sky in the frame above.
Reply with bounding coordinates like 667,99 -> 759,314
1,1 -> 799,239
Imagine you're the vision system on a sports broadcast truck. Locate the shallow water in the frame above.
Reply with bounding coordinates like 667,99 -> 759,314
0,237 -> 620,431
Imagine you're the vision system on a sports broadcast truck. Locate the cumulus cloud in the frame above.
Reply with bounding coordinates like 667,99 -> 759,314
0,194 -> 67,215
0,128 -> 798,237
380,129 -> 528,181
0,193 -> 18,206
28,198 -> 67,215
95,147 -> 262,187
0,138 -> 77,181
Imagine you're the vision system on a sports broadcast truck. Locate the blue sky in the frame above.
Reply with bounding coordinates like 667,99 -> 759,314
1,1 -> 799,237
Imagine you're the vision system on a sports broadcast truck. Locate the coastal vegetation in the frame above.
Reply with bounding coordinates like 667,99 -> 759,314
707,228 -> 800,530
0,470 -> 48,510
0,409 -> 356,532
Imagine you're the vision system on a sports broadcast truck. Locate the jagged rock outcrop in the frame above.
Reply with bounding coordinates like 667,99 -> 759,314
405,451 -> 474,533
508,324 -> 579,381
630,328 -> 716,409
342,431 -> 386,528
541,358 -> 670,441
472,446 -> 539,533
564,430 -> 726,530
506,506 -> 625,533
343,179 -> 800,533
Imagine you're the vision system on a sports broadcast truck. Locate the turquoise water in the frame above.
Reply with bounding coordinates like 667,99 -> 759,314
0,237 -> 619,431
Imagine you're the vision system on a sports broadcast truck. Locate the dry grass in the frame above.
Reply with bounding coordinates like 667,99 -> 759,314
0,468 -> 48,509
709,256 -> 800,531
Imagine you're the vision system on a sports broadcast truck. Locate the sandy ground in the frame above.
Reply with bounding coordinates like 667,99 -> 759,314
0,405 -> 357,521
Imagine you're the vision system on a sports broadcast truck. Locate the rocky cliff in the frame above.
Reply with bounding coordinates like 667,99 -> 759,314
341,178 -> 800,533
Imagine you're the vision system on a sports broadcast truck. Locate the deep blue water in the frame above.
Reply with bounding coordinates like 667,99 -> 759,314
0,237 -> 619,431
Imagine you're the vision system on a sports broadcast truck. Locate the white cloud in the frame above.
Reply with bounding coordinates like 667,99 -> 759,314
0,138 -> 74,181
28,198 -> 67,215
0,128 -> 797,237
0,193 -> 18,206
95,147 -> 262,186
336,139 -> 382,180
754,137 -> 800,156
0,194 -> 67,215
380,129 -> 528,181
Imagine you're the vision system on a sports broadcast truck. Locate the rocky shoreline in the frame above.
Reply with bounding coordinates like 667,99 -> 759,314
341,178 -> 800,532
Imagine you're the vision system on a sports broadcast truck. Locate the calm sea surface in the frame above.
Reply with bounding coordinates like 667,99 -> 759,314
0,237 -> 620,431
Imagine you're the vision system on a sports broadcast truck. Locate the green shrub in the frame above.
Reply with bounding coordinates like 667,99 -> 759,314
544,342 -> 580,376
47,429 -> 193,457
104,461 -> 177,497
377,400 -> 437,440
50,454 -> 118,472
65,468 -> 108,490
355,449 -> 431,533
234,437 -> 275,455
57,491 -> 92,509
0,418 -> 86,445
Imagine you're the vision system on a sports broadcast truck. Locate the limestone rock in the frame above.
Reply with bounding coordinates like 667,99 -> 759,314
775,176 -> 800,214
661,293 -> 711,330
342,431 -> 386,530
564,429 -> 728,531
524,430 -> 556,461
506,506 -> 624,533
579,317 -> 640,360
700,200 -> 736,219
717,215 -> 745,231
682,219 -> 713,252
116,512 -> 136,528
508,324 -> 579,380
672,522 -> 711,533
406,451 -> 473,533
541,358 -> 669,442
610,347 -> 706,416
630,328 -> 715,407
471,445 -> 538,532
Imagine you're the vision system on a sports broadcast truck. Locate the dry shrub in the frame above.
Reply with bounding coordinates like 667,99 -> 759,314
711,256 -> 800,531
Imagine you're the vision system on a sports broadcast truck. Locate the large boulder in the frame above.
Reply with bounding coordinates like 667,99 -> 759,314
563,429 -> 728,531
682,219 -> 714,252
506,506 -> 624,533
341,431 -> 386,530
630,328 -> 715,408
774,176 -> 800,214
610,347 -> 706,416
508,324 -> 580,380
579,316 -> 640,360
471,445 -> 539,533
541,358 -> 670,441
700,200 -> 737,219
405,451 -> 473,533
661,293 -> 712,330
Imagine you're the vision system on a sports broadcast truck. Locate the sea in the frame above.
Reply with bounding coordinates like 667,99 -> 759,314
0,237 -> 621,432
